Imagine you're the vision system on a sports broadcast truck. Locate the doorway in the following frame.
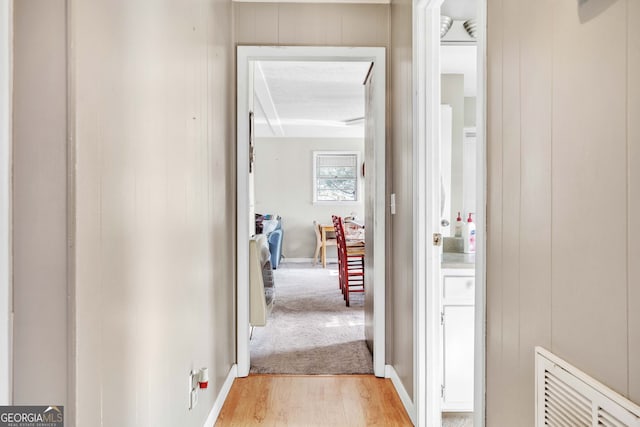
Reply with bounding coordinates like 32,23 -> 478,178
249,60 -> 371,375
236,46 -> 386,378
413,0 -> 487,426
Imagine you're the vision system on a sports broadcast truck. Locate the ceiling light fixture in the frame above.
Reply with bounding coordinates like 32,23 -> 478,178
440,16 -> 453,38
463,19 -> 477,39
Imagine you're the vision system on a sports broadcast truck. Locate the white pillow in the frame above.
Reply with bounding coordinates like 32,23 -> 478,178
262,218 -> 278,235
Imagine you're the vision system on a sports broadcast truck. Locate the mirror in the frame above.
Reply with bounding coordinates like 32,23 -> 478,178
440,44 -> 477,237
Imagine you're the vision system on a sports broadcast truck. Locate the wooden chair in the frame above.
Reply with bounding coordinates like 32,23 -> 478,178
313,220 -> 337,266
332,215 -> 365,307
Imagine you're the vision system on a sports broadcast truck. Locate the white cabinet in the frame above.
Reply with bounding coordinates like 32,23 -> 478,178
441,268 -> 475,412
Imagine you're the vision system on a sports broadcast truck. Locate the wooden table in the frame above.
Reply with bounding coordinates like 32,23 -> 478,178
320,224 -> 334,268
320,222 -> 365,268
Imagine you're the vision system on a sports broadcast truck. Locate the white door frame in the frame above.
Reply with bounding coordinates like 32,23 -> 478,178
412,2 -> 444,426
413,0 -> 487,426
0,0 -> 13,405
473,3 -> 488,425
236,46 -> 387,378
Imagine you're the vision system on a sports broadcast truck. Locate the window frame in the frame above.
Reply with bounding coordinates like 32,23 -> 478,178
312,150 -> 362,205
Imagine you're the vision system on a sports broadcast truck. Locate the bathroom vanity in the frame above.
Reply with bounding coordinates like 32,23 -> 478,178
441,252 -> 475,412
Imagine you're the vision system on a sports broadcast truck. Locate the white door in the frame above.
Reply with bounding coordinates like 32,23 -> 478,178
364,63 -> 375,352
248,62 -> 256,236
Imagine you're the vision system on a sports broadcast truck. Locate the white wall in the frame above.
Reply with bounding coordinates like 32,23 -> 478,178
12,0 -> 68,407
254,137 -> 365,259
0,0 -> 11,406
72,0 -> 235,425
487,0 -> 640,425
464,97 -> 476,127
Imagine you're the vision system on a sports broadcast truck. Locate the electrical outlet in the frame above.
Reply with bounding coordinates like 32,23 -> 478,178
190,389 -> 198,409
188,370 -> 198,410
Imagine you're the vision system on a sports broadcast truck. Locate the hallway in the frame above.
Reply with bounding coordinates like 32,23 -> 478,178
216,375 -> 412,426
5,1 -> 640,426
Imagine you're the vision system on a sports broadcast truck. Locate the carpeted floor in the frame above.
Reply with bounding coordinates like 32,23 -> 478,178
442,413 -> 474,427
249,262 -> 373,375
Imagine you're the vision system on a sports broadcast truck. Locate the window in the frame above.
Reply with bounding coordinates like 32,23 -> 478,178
313,151 -> 360,203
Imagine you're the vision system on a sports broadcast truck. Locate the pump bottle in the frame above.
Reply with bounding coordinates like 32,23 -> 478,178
463,213 -> 476,254
454,212 -> 463,237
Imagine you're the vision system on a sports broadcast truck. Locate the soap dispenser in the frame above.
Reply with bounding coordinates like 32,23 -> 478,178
463,213 -> 476,254
454,212 -> 463,237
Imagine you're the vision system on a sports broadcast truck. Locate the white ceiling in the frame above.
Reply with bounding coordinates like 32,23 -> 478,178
441,0 -> 477,20
441,45 -> 477,97
253,61 -> 371,139
252,50 -> 476,139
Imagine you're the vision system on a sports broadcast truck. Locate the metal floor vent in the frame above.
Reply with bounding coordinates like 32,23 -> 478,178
536,347 -> 640,426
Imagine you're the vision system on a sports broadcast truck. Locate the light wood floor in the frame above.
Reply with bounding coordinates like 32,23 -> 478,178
216,375 -> 413,427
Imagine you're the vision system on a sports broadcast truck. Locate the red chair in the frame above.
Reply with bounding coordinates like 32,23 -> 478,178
332,215 -> 365,307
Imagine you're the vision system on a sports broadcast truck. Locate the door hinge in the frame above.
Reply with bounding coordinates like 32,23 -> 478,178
440,311 -> 444,325
441,384 -> 445,399
433,232 -> 442,246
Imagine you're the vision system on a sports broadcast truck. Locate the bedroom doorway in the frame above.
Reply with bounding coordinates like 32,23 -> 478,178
248,60 -> 373,375
236,46 -> 386,378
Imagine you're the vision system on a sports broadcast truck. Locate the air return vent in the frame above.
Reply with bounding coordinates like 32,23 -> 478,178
536,347 -> 640,427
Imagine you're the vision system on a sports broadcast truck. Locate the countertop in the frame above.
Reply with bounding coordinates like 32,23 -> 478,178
441,252 -> 475,269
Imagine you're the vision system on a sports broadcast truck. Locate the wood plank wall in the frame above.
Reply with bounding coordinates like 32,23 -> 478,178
72,0 -> 236,425
630,0 -> 640,405
486,0 -> 640,424
388,0 -> 414,400
12,0 -> 69,407
234,3 -> 388,47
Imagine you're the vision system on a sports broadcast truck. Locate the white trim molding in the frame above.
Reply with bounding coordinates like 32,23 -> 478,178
237,46 -> 386,378
0,0 -> 13,406
203,364 -> 237,427
385,365 -> 416,425
283,257 -> 338,264
474,1 -> 488,426
413,1 -> 444,426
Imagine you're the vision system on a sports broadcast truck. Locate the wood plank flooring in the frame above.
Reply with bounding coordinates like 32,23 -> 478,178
215,374 -> 413,427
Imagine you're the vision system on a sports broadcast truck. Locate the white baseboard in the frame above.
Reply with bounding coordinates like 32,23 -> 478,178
282,257 -> 338,264
282,257 -> 314,263
203,364 -> 237,427
385,364 -> 416,425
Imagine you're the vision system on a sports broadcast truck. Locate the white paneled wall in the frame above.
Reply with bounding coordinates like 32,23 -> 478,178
487,0 -> 640,425
389,0 -> 414,400
630,0 -> 640,406
12,0 -> 69,408
235,3 -> 388,47
72,0 -> 235,425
